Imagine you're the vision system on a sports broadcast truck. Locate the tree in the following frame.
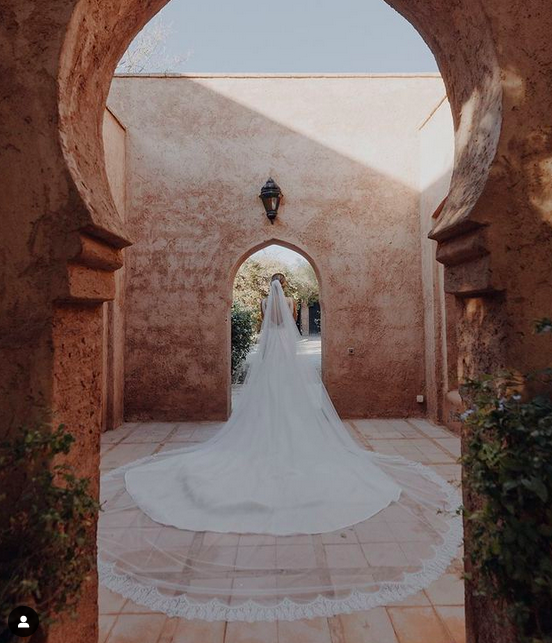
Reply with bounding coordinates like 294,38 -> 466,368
116,18 -> 190,74
290,262 -> 319,306
233,256 -> 320,327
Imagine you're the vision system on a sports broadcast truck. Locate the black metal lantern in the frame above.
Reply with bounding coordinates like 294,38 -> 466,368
259,178 -> 283,224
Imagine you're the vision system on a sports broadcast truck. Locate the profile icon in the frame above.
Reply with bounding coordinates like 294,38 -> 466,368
18,615 -> 30,628
7,606 -> 39,637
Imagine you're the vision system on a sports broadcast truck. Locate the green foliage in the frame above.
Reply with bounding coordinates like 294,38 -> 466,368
231,253 -> 318,382
459,318 -> 552,642
233,259 -> 274,317
233,255 -> 319,328
535,318 -> 552,335
289,263 -> 319,307
231,303 -> 257,383
0,423 -> 100,626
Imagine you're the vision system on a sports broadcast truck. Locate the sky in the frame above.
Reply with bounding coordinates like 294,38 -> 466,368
253,245 -> 308,266
137,0 -> 437,74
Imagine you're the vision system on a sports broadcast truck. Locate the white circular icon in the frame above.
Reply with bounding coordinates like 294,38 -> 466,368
18,615 -> 30,628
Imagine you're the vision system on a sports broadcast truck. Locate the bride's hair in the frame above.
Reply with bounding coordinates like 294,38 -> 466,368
271,273 -> 286,286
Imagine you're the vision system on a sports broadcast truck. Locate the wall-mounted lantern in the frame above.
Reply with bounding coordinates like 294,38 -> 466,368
259,178 -> 283,224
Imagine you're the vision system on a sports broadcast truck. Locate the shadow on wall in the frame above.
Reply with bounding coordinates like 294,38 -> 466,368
104,76 -> 454,422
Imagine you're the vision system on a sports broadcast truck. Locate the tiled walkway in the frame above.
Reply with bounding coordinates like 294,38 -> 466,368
100,419 -> 464,643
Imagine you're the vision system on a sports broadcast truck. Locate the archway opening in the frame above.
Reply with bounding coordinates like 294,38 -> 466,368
99,59 -> 466,630
231,243 -> 322,405
55,0 -> 500,636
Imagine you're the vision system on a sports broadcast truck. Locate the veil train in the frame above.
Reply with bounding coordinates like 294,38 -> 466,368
98,279 -> 462,621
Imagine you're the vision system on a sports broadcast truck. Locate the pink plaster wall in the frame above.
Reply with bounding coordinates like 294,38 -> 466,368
106,74 -> 451,420
102,108 -> 127,430
103,108 -> 127,217
419,99 -> 455,426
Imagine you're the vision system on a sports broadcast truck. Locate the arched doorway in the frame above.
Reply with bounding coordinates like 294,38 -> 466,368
67,11 -> 475,638
8,1 -> 552,643
231,242 -> 323,407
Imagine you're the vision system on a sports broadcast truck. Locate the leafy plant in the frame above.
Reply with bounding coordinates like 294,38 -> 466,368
233,256 -> 319,327
535,318 -> 552,335
288,263 -> 319,307
0,423 -> 100,631
231,303 -> 257,383
459,318 -> 552,643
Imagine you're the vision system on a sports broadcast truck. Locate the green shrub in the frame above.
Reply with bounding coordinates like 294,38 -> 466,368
460,319 -> 552,643
231,303 -> 256,383
0,423 -> 100,628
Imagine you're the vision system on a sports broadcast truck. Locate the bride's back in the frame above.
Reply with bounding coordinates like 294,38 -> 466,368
261,294 -> 294,325
261,273 -> 295,326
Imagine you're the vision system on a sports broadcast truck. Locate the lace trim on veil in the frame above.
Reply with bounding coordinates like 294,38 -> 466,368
98,452 -> 462,622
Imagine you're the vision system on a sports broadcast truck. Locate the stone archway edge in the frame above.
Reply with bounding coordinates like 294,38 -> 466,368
3,2 -> 552,643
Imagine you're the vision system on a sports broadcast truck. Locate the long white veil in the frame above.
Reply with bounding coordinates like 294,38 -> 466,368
98,279 -> 462,621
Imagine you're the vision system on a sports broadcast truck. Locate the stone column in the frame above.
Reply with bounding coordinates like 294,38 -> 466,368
435,219 -> 552,643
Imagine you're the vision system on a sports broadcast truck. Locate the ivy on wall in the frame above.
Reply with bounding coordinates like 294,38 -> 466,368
231,303 -> 257,383
460,319 -> 552,643
0,423 -> 100,633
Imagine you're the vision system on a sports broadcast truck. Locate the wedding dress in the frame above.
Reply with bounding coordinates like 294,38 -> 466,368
98,280 -> 462,621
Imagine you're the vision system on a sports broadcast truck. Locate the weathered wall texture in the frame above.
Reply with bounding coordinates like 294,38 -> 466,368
102,108 -> 126,217
418,99 -> 456,428
101,108 -> 127,431
107,74 -> 448,420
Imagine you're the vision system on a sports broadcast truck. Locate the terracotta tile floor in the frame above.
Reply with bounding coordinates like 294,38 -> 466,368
100,419 -> 465,643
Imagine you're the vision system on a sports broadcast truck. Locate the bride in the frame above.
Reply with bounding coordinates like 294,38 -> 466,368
98,273 -> 461,621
